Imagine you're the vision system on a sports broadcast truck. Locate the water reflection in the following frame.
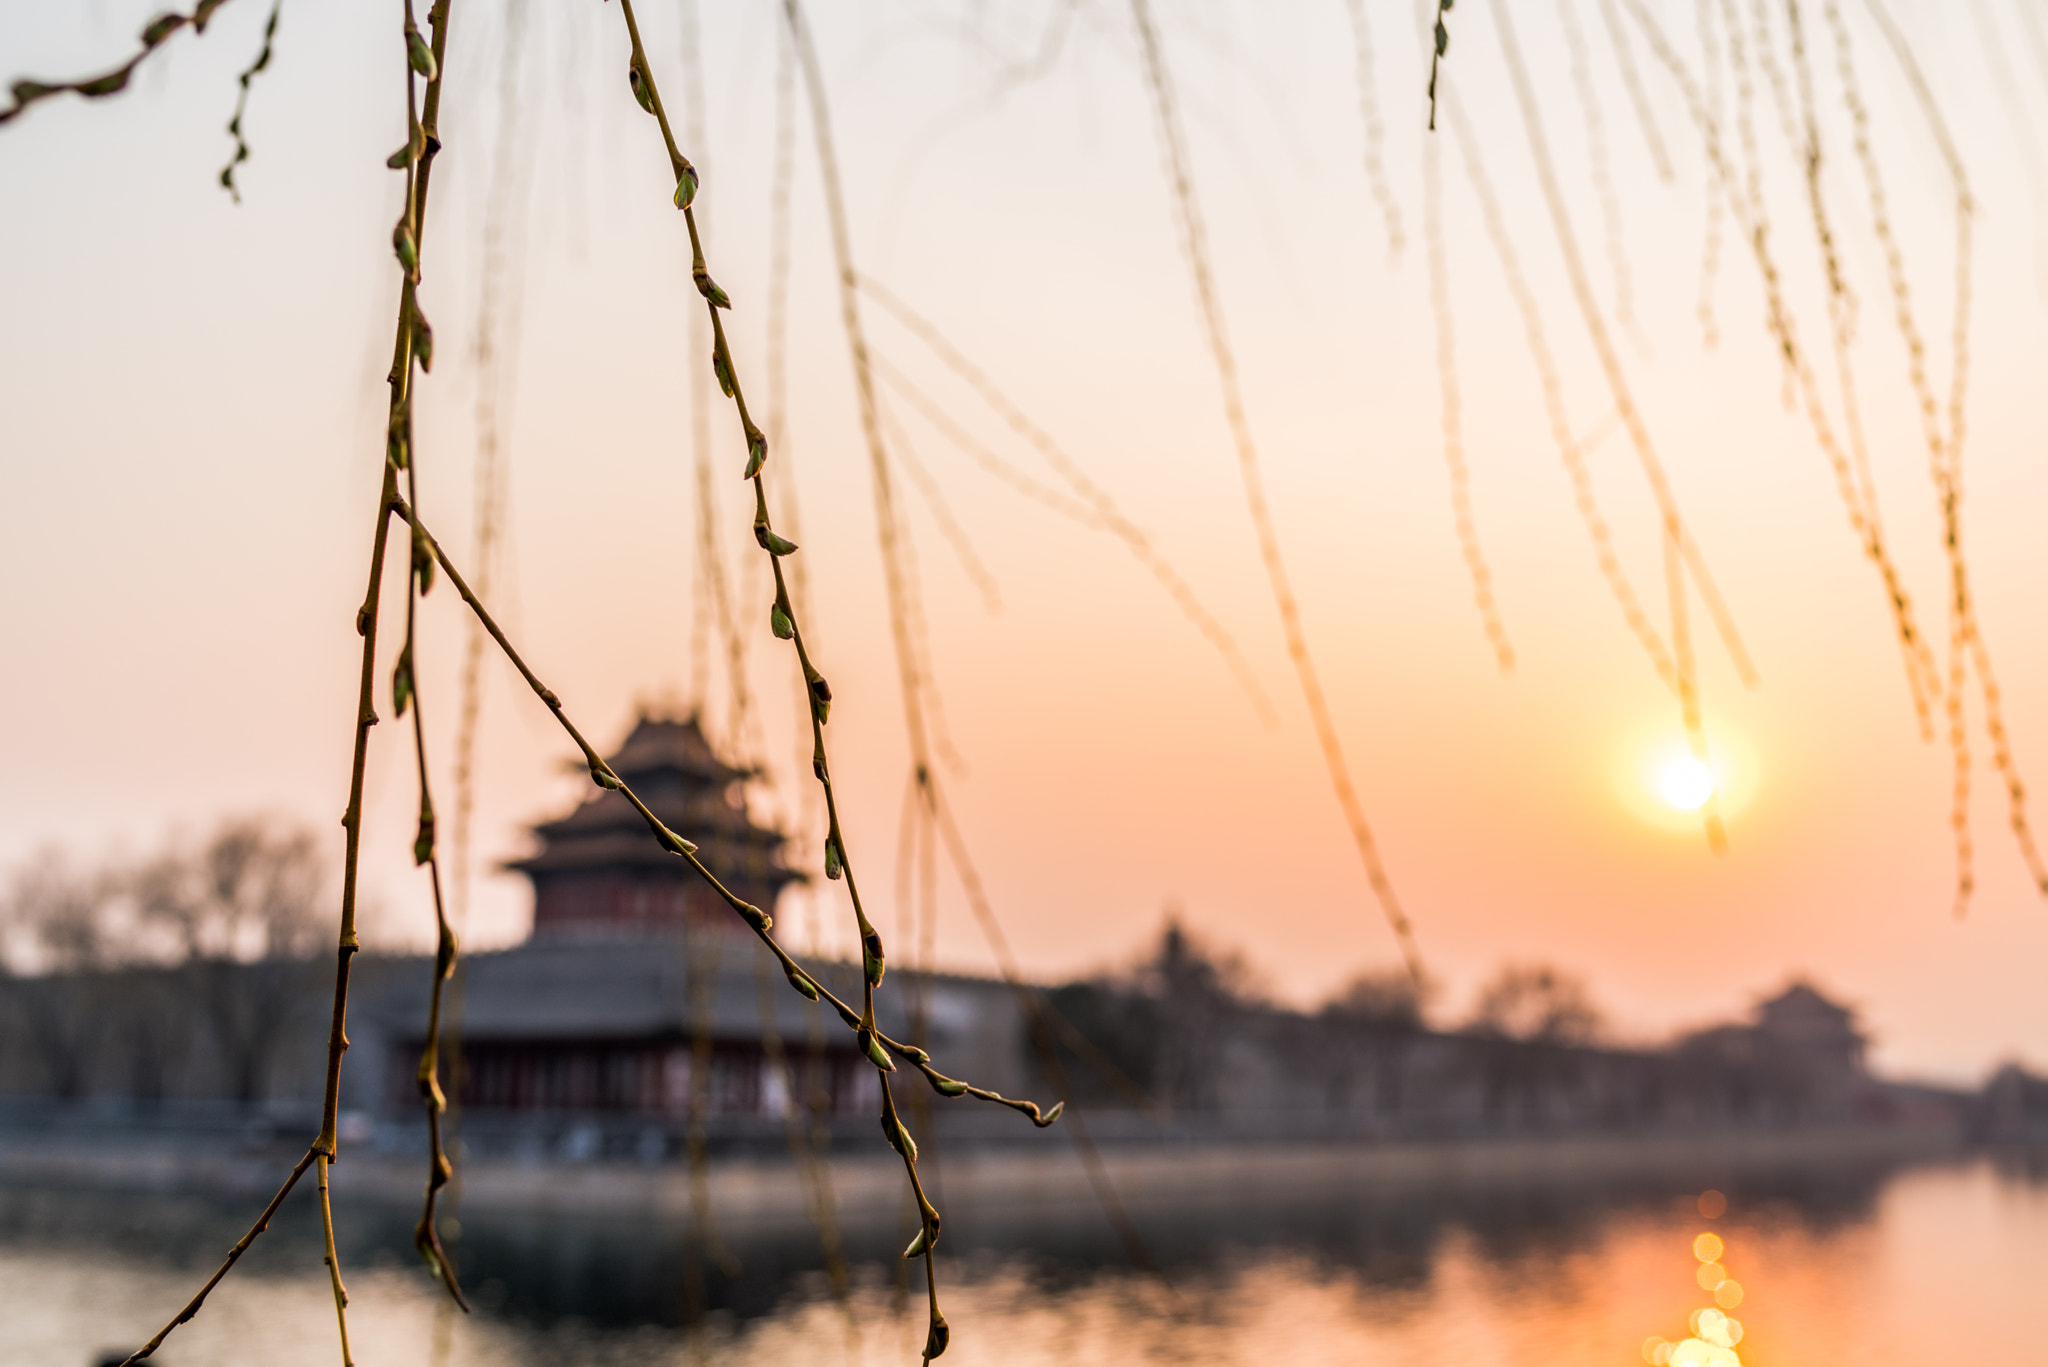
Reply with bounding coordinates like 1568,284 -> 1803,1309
3,1155 -> 2045,1366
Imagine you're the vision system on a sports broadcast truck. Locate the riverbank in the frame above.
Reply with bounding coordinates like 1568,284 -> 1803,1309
0,1119 -> 1965,1236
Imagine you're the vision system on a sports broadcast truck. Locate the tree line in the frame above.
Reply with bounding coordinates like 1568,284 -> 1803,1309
0,816 -> 330,1105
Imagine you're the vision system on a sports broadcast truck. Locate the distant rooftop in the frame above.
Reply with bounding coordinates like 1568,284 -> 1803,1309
508,713 -> 799,941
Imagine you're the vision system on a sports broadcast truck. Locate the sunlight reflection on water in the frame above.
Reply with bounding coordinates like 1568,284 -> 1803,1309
3,1157 -> 2045,1367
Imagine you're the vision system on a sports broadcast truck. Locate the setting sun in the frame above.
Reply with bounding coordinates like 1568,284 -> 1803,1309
1661,758 -> 1718,813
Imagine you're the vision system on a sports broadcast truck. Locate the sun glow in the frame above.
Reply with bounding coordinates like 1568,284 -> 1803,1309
1660,758 -> 1717,812
1613,725 -> 1759,834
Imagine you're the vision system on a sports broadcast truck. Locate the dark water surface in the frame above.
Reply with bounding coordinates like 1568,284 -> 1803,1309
3,1149 -> 2043,1366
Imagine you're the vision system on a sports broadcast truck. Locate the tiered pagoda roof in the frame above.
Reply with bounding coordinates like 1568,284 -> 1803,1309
508,713 -> 798,914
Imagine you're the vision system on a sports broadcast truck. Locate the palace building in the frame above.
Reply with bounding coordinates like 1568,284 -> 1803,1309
343,714 -> 1032,1155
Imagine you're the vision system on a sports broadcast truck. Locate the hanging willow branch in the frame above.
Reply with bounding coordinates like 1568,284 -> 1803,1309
218,0 -> 283,201
0,0 -> 240,126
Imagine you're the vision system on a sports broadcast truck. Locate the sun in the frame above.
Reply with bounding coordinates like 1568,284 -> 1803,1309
1658,756 -> 1717,812
1613,719 -> 1760,835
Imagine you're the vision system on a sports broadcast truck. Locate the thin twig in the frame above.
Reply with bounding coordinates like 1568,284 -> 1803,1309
218,0 -> 282,201
1130,0 -> 1425,980
0,0 -> 238,126
118,1146 -> 318,1364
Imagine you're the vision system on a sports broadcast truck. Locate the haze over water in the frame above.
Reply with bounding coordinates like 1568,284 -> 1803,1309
2,1156 -> 2041,1366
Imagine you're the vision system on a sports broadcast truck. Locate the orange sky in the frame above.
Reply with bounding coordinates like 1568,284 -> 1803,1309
3,0 -> 2046,1081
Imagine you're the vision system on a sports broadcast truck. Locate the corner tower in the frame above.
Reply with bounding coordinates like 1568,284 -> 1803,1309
509,713 -> 798,942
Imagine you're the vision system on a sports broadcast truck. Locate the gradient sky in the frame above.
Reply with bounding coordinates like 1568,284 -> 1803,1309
3,0 -> 2046,1081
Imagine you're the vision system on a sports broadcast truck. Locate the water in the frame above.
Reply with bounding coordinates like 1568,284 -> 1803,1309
3,1152 -> 2044,1366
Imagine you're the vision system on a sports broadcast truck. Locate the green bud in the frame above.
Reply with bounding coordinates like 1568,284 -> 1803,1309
902,1225 -> 932,1259
590,764 -> 622,790
770,602 -> 794,640
392,218 -> 418,275
882,1114 -> 918,1162
628,63 -> 655,114
924,1314 -> 950,1361
414,806 -> 435,866
388,123 -> 426,170
77,69 -> 131,98
1043,1101 -> 1065,1125
11,81 -> 54,105
407,28 -> 438,80
392,647 -> 414,718
823,835 -> 843,880
933,1075 -> 968,1097
695,270 -> 732,309
673,163 -> 699,210
387,408 -> 410,470
1435,19 -> 1449,55
712,336 -> 736,397
140,15 -> 188,46
734,900 -> 772,933
411,306 -> 434,372
654,824 -> 700,856
785,966 -> 820,1001
413,533 -> 436,595
860,1029 -> 895,1072
810,674 -> 832,725
754,521 -> 799,556
744,426 -> 769,479
862,927 -> 885,986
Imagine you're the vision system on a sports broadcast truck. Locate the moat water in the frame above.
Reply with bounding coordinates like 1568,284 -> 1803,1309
2,1149 -> 2043,1366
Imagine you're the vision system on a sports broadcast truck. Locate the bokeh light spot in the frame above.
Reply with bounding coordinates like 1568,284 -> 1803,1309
1698,1190 -> 1728,1219
1696,1260 -> 1727,1289
1715,1279 -> 1744,1308
1693,1232 -> 1725,1262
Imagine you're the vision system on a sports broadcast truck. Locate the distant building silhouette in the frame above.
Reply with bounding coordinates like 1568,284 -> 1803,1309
511,715 -> 797,943
343,713 -> 1028,1151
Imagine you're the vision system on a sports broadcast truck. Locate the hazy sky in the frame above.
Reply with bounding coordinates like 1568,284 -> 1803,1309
3,0 -> 2046,1081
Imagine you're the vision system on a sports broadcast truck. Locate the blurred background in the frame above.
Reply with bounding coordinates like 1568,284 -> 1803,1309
3,0 -> 2048,1362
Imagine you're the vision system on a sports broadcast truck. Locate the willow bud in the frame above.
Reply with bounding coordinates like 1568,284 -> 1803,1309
141,14 -> 188,45
862,927 -> 885,987
673,163 -> 699,210
755,521 -> 799,556
695,271 -> 732,309
77,69 -> 131,98
413,800 -> 436,866
411,306 -> 434,371
413,533 -> 436,595
654,824 -> 699,856
712,336 -> 736,397
882,1114 -> 918,1162
392,647 -> 414,718
407,28 -> 438,80
628,63 -> 655,114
